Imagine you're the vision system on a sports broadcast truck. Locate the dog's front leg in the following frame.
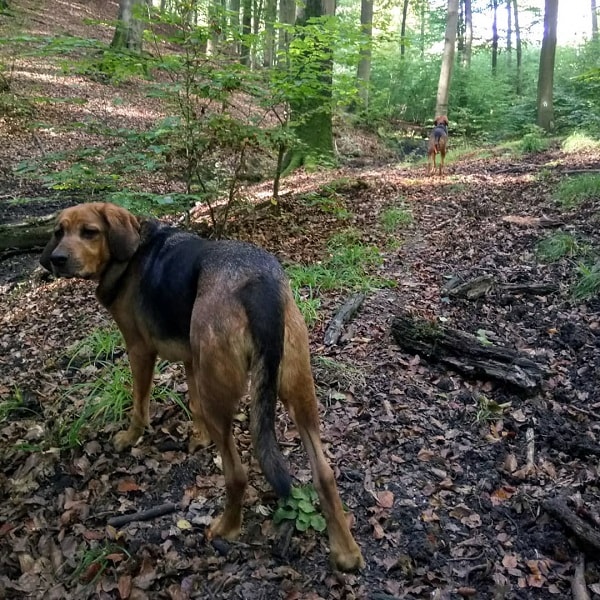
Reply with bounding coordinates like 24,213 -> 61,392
114,347 -> 157,452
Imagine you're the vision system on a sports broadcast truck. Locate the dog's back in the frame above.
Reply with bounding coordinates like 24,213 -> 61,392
427,115 -> 449,174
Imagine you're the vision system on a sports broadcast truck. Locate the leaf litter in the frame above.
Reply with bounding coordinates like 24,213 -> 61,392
2,2 -> 600,598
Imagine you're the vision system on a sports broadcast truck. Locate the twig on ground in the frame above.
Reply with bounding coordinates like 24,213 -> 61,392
107,502 -> 179,527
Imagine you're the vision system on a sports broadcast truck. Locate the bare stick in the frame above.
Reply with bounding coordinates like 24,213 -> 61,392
525,427 -> 535,469
107,502 -> 179,528
543,498 -> 600,554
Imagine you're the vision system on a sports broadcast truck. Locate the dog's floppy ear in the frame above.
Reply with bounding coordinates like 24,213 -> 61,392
40,217 -> 60,271
102,204 -> 140,262
40,234 -> 57,271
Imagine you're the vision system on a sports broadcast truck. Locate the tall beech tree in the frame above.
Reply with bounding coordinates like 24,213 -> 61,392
111,0 -> 149,51
435,0 -> 459,116
357,0 -> 374,107
537,0 -> 558,131
281,0 -> 336,172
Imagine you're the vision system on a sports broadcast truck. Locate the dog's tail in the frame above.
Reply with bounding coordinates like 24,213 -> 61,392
242,275 -> 292,499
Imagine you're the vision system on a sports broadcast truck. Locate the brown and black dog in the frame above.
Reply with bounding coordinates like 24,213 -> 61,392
40,202 -> 364,572
427,115 -> 449,176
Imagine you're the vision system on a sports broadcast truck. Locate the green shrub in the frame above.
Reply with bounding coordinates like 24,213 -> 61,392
536,233 -> 583,262
554,174 -> 600,209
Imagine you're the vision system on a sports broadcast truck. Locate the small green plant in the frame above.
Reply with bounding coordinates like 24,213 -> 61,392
474,395 -> 512,423
301,192 -> 351,219
520,128 -> 549,154
536,233 -> 583,262
562,132 -> 600,154
72,543 -> 130,584
273,484 -> 326,532
292,287 -> 321,326
59,359 -> 179,448
67,326 -> 124,369
379,204 -> 413,232
573,262 -> 600,301
0,388 -> 25,422
554,174 -> 600,209
475,329 -> 494,347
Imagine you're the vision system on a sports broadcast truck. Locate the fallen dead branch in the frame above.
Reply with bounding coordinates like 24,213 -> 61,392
107,502 -> 179,528
443,275 -> 559,300
323,292 -> 366,346
542,498 -> 600,555
390,311 -> 545,392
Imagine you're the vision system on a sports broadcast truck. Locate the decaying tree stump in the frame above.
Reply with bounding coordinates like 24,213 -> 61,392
390,311 -> 545,392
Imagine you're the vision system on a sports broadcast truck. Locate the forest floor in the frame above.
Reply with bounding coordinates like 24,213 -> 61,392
2,1 -> 600,599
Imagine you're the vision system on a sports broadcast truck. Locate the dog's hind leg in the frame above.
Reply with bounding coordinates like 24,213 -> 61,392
278,294 -> 364,572
190,308 -> 249,541
185,361 -> 212,452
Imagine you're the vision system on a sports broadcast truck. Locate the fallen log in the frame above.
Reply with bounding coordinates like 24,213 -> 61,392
323,292 -> 366,346
543,498 -> 600,555
390,312 -> 545,392
0,213 -> 56,251
443,276 -> 559,300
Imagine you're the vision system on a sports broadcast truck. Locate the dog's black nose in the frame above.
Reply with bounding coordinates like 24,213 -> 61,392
50,253 -> 68,267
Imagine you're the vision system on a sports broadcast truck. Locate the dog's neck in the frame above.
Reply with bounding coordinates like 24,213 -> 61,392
96,260 -> 131,307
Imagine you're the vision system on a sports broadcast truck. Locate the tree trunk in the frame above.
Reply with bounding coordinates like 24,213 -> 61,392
111,0 -> 148,52
420,0 -> 426,58
491,0 -> 498,75
536,0 -> 558,132
252,0 -> 263,67
462,0 -> 472,67
240,0 -> 252,64
400,0 -> 409,59
513,0 -> 522,94
592,0 -> 598,40
278,0 -> 296,59
281,0 -> 336,173
207,0 -> 225,55
357,0 -> 374,108
506,0 -> 512,65
263,0 -> 276,66
230,0 -> 241,57
435,0 -> 459,116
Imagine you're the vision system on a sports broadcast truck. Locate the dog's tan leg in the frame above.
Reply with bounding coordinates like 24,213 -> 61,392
185,361 -> 212,452
190,311 -> 249,541
114,346 -> 156,451
197,375 -> 247,540
279,299 -> 364,572
440,148 -> 445,176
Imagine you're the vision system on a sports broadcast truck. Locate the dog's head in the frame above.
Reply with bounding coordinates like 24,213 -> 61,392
40,202 -> 140,279
434,115 -> 449,127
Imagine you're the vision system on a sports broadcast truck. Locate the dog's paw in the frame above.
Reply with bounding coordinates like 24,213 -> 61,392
188,427 -> 212,453
330,542 -> 365,572
206,513 -> 242,542
113,428 -> 142,452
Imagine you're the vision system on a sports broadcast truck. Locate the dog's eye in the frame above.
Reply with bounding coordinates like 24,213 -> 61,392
81,227 -> 100,239
54,227 -> 64,240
